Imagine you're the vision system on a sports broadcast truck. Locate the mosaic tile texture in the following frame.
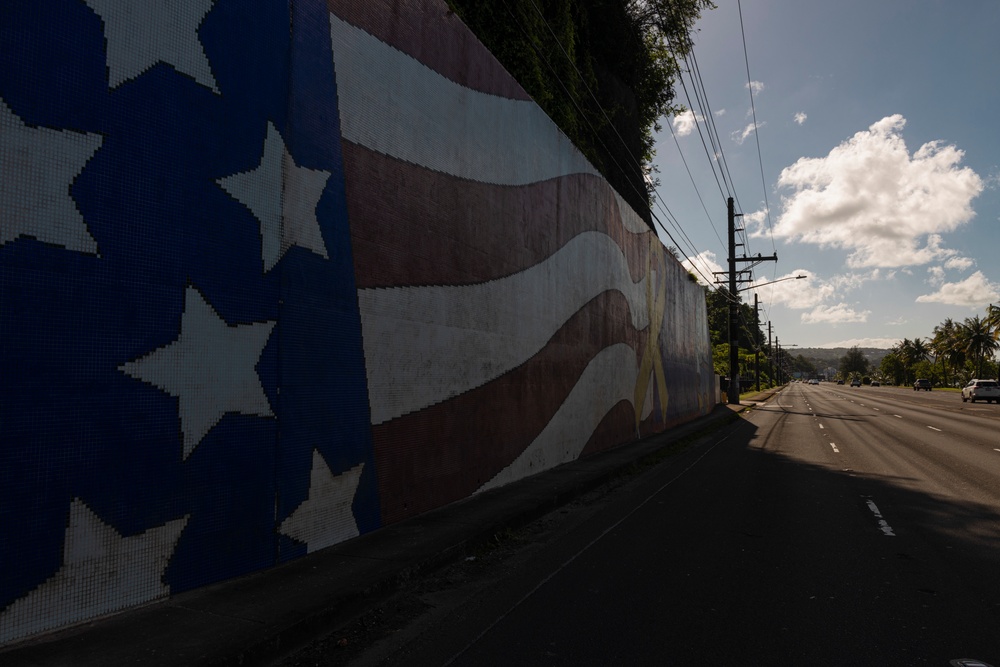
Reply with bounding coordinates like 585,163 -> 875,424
0,0 -> 713,644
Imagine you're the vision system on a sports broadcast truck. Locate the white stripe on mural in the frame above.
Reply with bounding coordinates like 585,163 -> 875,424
477,344 -> 640,492
330,14 -> 599,186
613,190 -> 652,235
358,231 -> 650,425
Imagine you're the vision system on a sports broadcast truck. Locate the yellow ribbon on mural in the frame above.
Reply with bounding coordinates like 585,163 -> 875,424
634,239 -> 669,429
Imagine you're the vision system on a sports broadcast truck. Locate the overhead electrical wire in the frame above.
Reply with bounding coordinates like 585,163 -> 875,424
507,0 -> 726,289
663,19 -> 760,268
737,0 -> 776,259
665,116 -> 725,252
502,0 -> 768,309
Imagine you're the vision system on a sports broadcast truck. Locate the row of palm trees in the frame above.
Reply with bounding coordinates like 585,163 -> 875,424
884,305 -> 1000,386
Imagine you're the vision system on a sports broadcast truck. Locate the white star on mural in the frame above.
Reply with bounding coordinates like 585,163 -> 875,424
119,286 -> 276,459
280,452 -> 363,554
84,0 -> 220,92
0,99 -> 103,254
217,122 -> 331,273
0,498 -> 188,643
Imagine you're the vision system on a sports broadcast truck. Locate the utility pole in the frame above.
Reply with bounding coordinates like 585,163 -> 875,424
768,321 -> 773,388
754,293 -> 760,392
775,337 -> 781,385
727,198 -> 740,404
726,197 -> 777,405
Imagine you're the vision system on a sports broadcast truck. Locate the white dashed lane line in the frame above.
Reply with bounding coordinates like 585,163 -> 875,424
927,426 -> 942,432
864,497 -> 896,536
830,443 -> 839,453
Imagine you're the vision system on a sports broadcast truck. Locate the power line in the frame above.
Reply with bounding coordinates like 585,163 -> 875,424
503,0 -> 724,288
737,0 -> 776,255
665,117 -> 726,252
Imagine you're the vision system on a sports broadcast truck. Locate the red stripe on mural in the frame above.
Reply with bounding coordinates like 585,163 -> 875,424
373,289 -> 647,525
329,0 -> 531,101
342,141 -> 647,289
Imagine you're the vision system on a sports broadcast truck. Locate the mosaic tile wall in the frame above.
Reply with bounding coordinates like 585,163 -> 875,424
0,0 -> 714,644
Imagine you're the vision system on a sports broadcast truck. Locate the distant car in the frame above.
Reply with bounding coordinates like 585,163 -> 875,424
837,379 -> 845,385
913,379 -> 932,391
962,379 -> 1000,403
808,378 -> 819,385
871,381 -> 880,387
851,379 -> 861,387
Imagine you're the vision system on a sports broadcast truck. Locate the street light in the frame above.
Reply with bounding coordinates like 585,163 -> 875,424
738,274 -> 807,293
721,276 -> 807,401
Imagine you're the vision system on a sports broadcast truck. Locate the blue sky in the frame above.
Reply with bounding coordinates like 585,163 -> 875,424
652,0 -> 1000,349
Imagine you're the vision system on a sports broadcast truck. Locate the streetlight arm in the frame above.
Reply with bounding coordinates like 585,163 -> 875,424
739,275 -> 807,293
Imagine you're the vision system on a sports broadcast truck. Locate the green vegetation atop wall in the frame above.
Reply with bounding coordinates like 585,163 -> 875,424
446,0 -> 713,226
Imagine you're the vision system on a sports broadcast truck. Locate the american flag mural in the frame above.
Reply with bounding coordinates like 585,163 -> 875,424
0,0 -> 713,644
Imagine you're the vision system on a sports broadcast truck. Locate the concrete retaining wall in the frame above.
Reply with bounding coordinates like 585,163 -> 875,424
0,0 -> 713,644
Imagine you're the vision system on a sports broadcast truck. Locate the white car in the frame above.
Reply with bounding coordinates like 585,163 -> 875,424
961,379 -> 1000,404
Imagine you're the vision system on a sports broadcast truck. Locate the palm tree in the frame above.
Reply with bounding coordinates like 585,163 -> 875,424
931,319 -> 957,385
986,304 -> 1000,335
898,337 -> 930,384
958,315 -> 998,379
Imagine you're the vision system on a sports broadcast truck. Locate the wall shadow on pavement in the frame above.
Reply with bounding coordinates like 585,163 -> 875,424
715,412 -> 1000,663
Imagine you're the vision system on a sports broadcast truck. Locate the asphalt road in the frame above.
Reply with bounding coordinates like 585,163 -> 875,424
283,385 -> 1000,666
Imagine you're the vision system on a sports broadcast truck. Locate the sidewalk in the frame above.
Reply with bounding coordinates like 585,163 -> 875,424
1,393 -> 780,667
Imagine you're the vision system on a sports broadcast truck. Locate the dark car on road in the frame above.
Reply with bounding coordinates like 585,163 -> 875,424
914,379 -> 932,391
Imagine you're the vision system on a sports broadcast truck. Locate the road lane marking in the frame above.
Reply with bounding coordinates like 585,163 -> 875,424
894,415 -> 903,419
819,424 -> 824,429
927,426 -> 942,432
864,498 -> 896,536
830,443 -> 839,453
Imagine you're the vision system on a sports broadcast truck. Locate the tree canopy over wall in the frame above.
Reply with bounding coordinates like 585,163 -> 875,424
446,0 -> 714,227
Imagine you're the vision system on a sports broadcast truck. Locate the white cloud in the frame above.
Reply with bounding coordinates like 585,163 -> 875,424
771,115 -> 983,268
801,303 -> 871,324
714,109 -> 727,117
681,250 -> 725,285
944,256 -> 974,271
751,269 -> 881,311
743,208 -> 769,231
927,266 -> 945,285
817,337 -> 901,349
794,112 -> 807,125
915,271 -> 1000,308
746,80 -> 764,94
673,110 -> 704,137
827,269 -> 881,292
750,270 -> 830,309
732,121 -> 764,145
